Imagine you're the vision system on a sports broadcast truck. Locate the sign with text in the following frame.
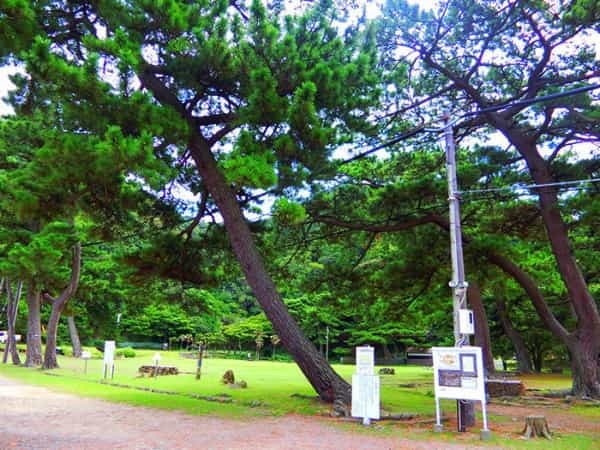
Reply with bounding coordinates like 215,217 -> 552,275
432,346 -> 489,432
352,346 -> 379,423
355,346 -> 375,376
104,341 -> 115,365
103,340 -> 116,379
432,346 -> 484,401
351,374 -> 380,420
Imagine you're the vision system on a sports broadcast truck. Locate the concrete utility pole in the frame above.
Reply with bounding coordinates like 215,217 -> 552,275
443,114 -> 473,431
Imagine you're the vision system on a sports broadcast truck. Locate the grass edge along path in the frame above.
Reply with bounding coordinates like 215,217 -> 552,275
0,364 -> 254,418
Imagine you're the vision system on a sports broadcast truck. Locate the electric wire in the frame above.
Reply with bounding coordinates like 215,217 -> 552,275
459,178 -> 600,196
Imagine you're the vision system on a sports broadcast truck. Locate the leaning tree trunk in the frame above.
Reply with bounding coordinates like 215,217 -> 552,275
25,287 -> 43,367
495,298 -> 533,374
190,136 -> 350,404
43,243 -> 81,369
468,283 -> 494,374
503,133 -> 600,397
67,316 -> 82,358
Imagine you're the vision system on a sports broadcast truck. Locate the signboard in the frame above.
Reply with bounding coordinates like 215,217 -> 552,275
81,351 -> 91,359
432,346 -> 488,432
103,340 -> 116,379
104,341 -> 115,365
432,346 -> 484,401
352,346 -> 379,424
355,346 -> 375,376
351,374 -> 380,420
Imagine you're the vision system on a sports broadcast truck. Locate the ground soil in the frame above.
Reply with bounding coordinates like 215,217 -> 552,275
0,375 -> 596,449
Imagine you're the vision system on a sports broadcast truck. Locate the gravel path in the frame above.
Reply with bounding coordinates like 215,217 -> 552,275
0,375 -> 496,450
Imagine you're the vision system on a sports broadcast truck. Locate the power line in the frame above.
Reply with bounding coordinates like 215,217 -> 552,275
458,83 -> 600,122
341,83 -> 600,160
459,178 -> 600,195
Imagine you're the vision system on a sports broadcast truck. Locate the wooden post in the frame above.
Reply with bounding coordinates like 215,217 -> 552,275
522,416 -> 551,439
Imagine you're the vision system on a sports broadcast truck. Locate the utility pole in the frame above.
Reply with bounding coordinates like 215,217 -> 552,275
443,113 -> 474,431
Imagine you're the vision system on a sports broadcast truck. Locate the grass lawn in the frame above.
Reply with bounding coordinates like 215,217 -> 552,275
0,350 -> 597,449
0,350 -> 437,416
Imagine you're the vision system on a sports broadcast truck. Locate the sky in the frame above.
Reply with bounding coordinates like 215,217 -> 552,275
0,66 -> 18,116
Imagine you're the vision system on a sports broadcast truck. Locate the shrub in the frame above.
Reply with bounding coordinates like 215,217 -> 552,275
116,347 -> 136,358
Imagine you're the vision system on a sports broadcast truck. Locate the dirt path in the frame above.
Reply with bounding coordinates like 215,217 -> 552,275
0,375 -> 498,450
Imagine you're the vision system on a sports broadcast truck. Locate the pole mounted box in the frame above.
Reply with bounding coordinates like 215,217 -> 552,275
458,309 -> 475,335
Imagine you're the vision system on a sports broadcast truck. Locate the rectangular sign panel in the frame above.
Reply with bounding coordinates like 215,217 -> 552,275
351,374 -> 380,420
432,346 -> 485,401
355,346 -> 374,376
104,340 -> 115,365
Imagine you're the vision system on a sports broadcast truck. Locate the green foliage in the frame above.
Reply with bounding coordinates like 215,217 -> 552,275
121,303 -> 193,343
116,347 -> 136,358
272,198 -> 307,226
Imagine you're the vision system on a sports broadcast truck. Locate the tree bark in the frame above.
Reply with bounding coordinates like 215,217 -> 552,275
189,135 -> 350,404
467,282 -> 494,374
495,298 -> 533,374
568,330 -> 600,398
25,287 -> 43,367
67,315 -> 82,358
43,243 -> 82,369
3,280 -> 22,365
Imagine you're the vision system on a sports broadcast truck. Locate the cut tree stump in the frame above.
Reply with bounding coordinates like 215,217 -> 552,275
522,415 -> 551,439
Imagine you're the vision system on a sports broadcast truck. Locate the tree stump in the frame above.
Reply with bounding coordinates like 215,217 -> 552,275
522,415 -> 551,439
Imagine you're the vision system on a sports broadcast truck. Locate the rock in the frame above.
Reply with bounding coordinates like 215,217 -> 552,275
239,380 -> 247,388
379,368 -> 395,375
222,369 -> 235,384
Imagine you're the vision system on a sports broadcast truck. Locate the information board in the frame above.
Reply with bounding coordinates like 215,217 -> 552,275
432,346 -> 484,401
351,346 -> 379,423
351,374 -> 380,420
103,340 -> 115,379
104,341 -> 115,365
355,346 -> 374,376
431,346 -> 489,432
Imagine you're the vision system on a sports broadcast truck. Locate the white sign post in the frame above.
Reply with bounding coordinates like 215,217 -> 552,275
351,346 -> 380,425
81,350 -> 91,374
432,346 -> 490,438
153,352 -> 161,377
103,340 -> 115,379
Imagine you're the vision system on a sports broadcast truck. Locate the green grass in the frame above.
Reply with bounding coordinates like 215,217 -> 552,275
0,352 -> 597,449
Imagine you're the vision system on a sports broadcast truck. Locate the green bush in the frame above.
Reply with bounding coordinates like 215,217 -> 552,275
59,345 -> 73,357
116,347 -> 136,358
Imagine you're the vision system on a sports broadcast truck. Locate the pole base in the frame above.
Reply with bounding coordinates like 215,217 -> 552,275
433,424 -> 444,433
480,429 -> 492,440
